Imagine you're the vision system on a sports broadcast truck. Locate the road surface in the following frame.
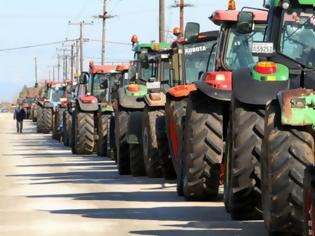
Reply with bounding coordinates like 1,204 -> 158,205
0,113 -> 267,236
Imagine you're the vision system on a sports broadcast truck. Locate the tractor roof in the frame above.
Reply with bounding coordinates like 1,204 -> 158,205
133,42 -> 171,53
89,64 -> 116,74
210,10 -> 268,25
268,0 -> 315,7
173,30 -> 219,46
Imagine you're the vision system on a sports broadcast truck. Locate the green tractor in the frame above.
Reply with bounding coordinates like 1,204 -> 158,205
62,80 -> 77,147
114,40 -> 170,176
71,63 -> 116,155
36,82 -> 67,134
141,50 -> 177,179
248,0 -> 315,234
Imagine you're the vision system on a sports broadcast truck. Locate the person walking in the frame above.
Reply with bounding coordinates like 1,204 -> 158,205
14,104 -> 26,133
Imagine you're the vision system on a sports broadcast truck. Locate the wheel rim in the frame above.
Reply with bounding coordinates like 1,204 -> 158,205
169,114 -> 179,160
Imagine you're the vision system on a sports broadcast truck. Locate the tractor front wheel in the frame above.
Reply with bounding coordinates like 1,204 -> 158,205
262,100 -> 314,235
97,114 -> 109,157
182,92 -> 224,201
41,108 -> 53,134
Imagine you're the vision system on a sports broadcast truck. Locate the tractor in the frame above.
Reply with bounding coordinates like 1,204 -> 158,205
52,80 -> 73,141
104,64 -> 130,160
63,78 -> 84,147
71,63 -> 116,155
114,39 -> 170,176
248,0 -> 315,234
22,96 -> 36,119
36,82 -> 67,134
165,6 -> 267,200
141,49 -> 178,180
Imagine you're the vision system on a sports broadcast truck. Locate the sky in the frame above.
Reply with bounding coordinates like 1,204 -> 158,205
0,0 -> 262,102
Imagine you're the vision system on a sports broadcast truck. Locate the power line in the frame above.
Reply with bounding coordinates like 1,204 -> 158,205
0,40 -> 76,52
0,39 -> 129,53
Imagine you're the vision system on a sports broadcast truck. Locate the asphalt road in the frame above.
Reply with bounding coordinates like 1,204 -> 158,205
0,113 -> 268,236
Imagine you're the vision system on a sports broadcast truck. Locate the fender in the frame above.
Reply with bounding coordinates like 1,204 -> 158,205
167,84 -> 197,98
144,92 -> 166,107
43,101 -> 53,108
277,88 -> 315,127
77,95 -> 98,112
194,81 -> 231,101
118,87 -> 145,109
233,68 -> 289,105
127,111 -> 144,144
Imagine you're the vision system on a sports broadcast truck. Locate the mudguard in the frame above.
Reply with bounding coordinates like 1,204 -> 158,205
118,87 -> 145,109
194,81 -> 231,101
77,96 -> 98,112
144,92 -> 166,107
43,101 -> 53,108
127,111 -> 144,144
277,88 -> 315,126
233,68 -> 290,105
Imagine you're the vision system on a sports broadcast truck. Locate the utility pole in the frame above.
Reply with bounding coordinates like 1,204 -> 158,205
34,57 -> 38,87
70,44 -> 74,82
95,0 -> 115,65
172,0 -> 193,36
159,0 -> 165,42
57,48 -> 70,81
69,21 -> 94,72
57,55 -> 61,82
75,40 -> 80,77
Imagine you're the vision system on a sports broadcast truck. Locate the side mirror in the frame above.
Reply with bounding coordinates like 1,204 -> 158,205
79,72 -> 89,84
124,73 -> 129,80
237,11 -> 254,34
34,82 -> 38,88
184,22 -> 200,41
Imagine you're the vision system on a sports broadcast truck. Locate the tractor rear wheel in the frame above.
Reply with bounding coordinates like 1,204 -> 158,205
142,109 -> 163,178
182,92 -> 223,201
115,109 -> 130,175
41,108 -> 53,134
72,110 -> 95,155
108,115 -> 116,161
228,98 -> 264,220
36,107 -> 43,133
129,111 -> 145,177
262,100 -> 314,235
97,114 -> 109,157
63,111 -> 69,146
165,96 -> 187,195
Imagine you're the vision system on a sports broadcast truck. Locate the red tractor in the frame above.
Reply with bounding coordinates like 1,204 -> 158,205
165,6 -> 267,201
71,63 -> 116,155
22,96 -> 36,119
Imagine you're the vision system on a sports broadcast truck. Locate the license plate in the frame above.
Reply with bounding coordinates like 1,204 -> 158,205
146,81 -> 160,89
252,42 -> 274,55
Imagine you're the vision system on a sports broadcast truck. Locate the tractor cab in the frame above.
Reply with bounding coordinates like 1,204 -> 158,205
46,82 -> 67,108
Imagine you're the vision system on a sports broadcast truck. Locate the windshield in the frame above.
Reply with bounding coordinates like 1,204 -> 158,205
280,9 -> 315,69
49,87 -> 65,103
92,74 -> 108,101
224,25 -> 265,70
141,63 -> 156,81
184,40 -> 216,83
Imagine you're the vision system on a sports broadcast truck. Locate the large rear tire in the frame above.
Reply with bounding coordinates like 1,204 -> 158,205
115,109 -> 130,175
165,96 -> 187,195
72,110 -> 95,155
97,114 -> 109,157
130,144 -> 146,177
63,111 -> 70,146
182,92 -> 224,201
142,109 -> 163,178
37,107 -> 43,133
228,98 -> 264,220
41,108 -> 53,134
262,100 -> 314,235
